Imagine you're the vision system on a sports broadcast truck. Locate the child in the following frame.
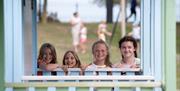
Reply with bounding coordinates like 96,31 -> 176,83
113,36 -> 140,68
87,39 -> 112,69
79,23 -> 87,53
97,20 -> 112,42
62,50 -> 83,75
37,43 -> 60,75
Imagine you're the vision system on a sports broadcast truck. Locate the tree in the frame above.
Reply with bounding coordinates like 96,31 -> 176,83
41,0 -> 47,24
106,0 -> 113,23
93,0 -> 118,23
38,0 -> 42,22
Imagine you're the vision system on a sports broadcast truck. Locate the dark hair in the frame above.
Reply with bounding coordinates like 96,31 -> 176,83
92,39 -> 112,67
73,12 -> 78,16
38,43 -> 57,64
62,50 -> 81,68
119,36 -> 138,57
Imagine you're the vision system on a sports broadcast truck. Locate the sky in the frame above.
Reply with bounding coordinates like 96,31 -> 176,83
45,0 -> 122,23
37,0 -> 135,23
37,0 -> 140,23
37,0 -> 180,23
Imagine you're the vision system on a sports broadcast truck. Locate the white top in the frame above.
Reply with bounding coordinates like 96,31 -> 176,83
71,16 -> 81,30
98,23 -> 107,41
70,16 -> 82,45
80,27 -> 87,39
86,63 -> 108,69
113,58 -> 140,68
132,26 -> 140,40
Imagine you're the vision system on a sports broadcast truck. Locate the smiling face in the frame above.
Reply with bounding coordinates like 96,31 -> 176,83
93,43 -> 108,63
64,52 -> 77,68
120,41 -> 135,58
43,48 -> 53,64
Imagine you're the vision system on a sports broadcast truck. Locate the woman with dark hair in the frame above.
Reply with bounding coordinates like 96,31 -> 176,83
37,43 -> 60,72
113,36 -> 140,68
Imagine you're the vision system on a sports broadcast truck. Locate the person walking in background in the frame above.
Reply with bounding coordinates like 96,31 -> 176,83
97,20 -> 112,42
70,12 -> 82,52
126,0 -> 137,22
79,23 -> 87,54
113,36 -> 140,69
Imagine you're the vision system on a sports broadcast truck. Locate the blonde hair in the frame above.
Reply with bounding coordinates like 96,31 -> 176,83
62,50 -> 81,68
92,39 -> 112,67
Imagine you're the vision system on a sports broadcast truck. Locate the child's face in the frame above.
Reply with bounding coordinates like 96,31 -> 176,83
44,48 -> 53,63
64,52 -> 77,68
93,43 -> 108,62
120,41 -> 135,58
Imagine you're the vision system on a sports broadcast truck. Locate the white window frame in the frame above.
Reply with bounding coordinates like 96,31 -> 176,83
141,0 -> 162,82
4,0 -> 162,83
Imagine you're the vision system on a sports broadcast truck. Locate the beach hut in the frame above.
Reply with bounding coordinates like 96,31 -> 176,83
0,0 -> 176,91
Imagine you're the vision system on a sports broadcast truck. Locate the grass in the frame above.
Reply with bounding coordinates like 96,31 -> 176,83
37,22 -> 179,89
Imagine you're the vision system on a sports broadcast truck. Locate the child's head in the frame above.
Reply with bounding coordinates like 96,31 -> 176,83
119,36 -> 138,58
38,43 -> 57,64
62,50 -> 81,68
92,39 -> 112,67
73,12 -> 79,17
101,20 -> 106,24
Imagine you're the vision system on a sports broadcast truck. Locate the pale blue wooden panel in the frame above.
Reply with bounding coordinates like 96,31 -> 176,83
4,0 -> 13,84
68,68 -> 81,91
68,68 -> 81,76
32,0 -> 38,75
141,0 -> 151,75
56,68 -> 65,82
126,71 -> 135,75
84,69 -> 95,75
5,88 -> 13,91
28,87 -> 35,91
13,0 -> 23,82
48,87 -> 56,91
43,71 -> 52,76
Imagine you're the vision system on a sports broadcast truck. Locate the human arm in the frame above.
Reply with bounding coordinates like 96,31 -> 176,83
97,25 -> 102,36
38,60 -> 60,71
105,31 -> 112,36
70,19 -> 77,26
